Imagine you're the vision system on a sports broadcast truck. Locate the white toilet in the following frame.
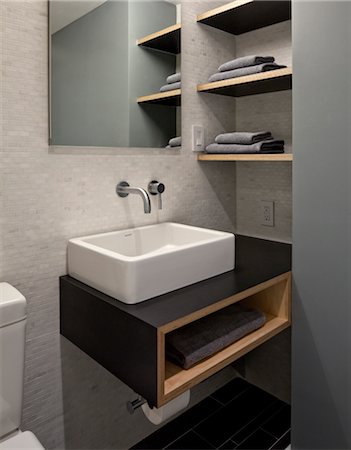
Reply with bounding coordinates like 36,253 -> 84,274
0,283 -> 44,449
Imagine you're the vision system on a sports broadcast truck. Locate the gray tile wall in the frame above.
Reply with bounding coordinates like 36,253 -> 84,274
1,1 -> 237,448
235,20 -> 292,242
0,1 -> 292,448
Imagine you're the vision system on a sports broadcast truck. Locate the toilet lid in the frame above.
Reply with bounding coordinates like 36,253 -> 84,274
0,431 -> 44,449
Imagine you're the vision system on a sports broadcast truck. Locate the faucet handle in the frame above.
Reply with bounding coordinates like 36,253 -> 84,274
148,180 -> 165,210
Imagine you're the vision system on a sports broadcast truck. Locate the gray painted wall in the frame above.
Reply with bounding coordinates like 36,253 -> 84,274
51,1 -> 130,147
292,1 -> 351,448
128,1 -> 177,148
51,0 -> 177,147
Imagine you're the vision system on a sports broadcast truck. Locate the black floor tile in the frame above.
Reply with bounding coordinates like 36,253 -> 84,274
165,431 -> 214,449
131,397 -> 221,449
218,439 -> 238,449
270,430 -> 291,449
236,429 -> 277,449
211,377 -> 251,405
232,400 -> 286,444
194,386 -> 276,448
261,404 -> 291,439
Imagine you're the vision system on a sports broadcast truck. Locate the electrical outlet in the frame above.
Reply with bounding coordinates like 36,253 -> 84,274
261,201 -> 274,226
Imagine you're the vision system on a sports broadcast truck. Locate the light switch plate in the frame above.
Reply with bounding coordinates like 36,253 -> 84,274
192,125 -> 204,152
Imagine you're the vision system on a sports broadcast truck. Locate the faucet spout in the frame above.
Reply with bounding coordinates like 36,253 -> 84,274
116,182 -> 151,214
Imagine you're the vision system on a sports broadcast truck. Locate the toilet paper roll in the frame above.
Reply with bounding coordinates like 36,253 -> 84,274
141,390 -> 190,425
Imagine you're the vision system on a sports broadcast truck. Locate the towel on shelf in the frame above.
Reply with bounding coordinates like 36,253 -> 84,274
160,81 -> 181,92
215,131 -> 273,145
169,136 -> 181,147
218,55 -> 275,72
167,72 -> 181,84
205,140 -> 285,154
208,63 -> 286,83
166,303 -> 266,369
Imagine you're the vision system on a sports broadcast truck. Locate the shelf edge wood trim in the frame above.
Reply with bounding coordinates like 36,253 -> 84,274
137,23 -> 181,46
137,89 -> 181,104
197,0 -> 253,22
197,67 -> 292,93
198,154 -> 293,162
159,272 -> 291,334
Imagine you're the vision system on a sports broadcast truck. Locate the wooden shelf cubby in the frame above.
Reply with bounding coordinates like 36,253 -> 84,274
198,153 -> 293,162
137,24 -> 181,54
157,272 -> 291,405
197,0 -> 291,35
197,67 -> 292,98
137,89 -> 181,106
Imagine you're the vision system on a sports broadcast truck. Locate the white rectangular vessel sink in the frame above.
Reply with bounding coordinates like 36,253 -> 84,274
68,222 -> 235,304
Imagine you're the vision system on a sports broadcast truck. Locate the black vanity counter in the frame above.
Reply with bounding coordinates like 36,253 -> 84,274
61,235 -> 291,328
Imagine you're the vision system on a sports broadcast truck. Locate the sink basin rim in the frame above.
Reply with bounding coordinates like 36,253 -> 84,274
68,222 -> 234,263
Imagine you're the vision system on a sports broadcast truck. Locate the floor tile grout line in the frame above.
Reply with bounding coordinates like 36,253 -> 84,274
268,428 -> 291,445
267,428 -> 291,448
192,428 -> 216,449
260,403 -> 289,431
229,401 -> 285,447
230,402 -> 280,444
162,428 -> 198,449
210,385 -> 251,407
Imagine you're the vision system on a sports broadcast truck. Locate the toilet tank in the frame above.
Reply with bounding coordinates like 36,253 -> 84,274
0,283 -> 27,438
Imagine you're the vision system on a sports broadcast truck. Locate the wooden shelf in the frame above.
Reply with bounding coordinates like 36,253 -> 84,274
164,314 -> 289,396
198,67 -> 292,97
137,89 -> 181,106
197,0 -> 291,35
198,153 -> 293,162
158,271 -> 291,405
137,24 -> 181,54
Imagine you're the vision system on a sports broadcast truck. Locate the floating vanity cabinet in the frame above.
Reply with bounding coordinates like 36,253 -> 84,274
60,236 -> 291,408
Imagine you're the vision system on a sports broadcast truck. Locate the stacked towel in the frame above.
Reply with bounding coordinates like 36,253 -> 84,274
218,55 -> 274,72
166,303 -> 266,369
166,136 -> 181,148
215,131 -> 273,145
205,131 -> 284,154
208,55 -> 286,83
160,72 -> 181,92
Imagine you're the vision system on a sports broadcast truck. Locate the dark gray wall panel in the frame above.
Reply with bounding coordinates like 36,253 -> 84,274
292,2 -> 351,448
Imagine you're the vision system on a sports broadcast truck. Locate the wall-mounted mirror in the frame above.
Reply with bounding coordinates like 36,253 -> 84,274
49,0 -> 181,148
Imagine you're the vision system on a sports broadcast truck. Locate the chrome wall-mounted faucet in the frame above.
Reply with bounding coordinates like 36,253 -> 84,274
148,180 -> 165,210
116,181 -> 151,214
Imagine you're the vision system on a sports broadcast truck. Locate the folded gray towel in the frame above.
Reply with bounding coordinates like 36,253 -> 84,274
205,140 -> 285,154
215,131 -> 273,145
160,81 -> 181,92
166,303 -> 266,369
219,55 -> 275,72
208,63 -> 286,83
169,136 -> 181,147
167,72 -> 181,84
